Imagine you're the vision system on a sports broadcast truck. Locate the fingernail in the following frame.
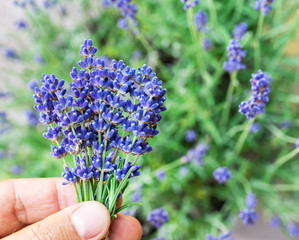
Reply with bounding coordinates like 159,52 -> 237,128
71,202 -> 110,239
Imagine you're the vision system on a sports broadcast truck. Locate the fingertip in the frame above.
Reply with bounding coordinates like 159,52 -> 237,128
110,213 -> 142,240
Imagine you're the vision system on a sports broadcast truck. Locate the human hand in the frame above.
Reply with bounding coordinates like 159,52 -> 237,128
0,178 -> 142,240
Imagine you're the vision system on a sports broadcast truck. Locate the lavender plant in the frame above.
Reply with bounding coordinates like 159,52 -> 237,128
33,39 -> 167,218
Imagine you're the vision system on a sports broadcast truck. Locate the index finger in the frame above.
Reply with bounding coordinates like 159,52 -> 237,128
0,178 -> 77,237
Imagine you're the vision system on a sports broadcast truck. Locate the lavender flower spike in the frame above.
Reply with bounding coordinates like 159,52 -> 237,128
239,70 -> 271,119
255,0 -> 274,16
181,0 -> 200,10
213,167 -> 231,184
239,191 -> 258,225
194,10 -> 208,33
147,208 -> 169,228
223,40 -> 247,73
233,22 -> 248,41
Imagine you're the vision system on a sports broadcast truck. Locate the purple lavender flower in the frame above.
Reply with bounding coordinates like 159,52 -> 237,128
15,20 -> 27,29
181,0 -> 200,10
185,129 -> 197,142
34,55 -> 46,64
104,0 -> 138,31
245,192 -> 257,209
296,137 -> 299,148
62,165 -> 77,185
150,238 -> 164,240
132,50 -> 141,60
233,22 -> 248,41
223,40 -> 247,73
147,208 -> 169,228
203,37 -> 213,51
28,79 -> 39,91
287,222 -> 299,237
183,143 -> 209,165
250,123 -> 260,133
4,48 -> 19,59
25,110 -> 39,126
131,187 -> 142,202
194,10 -> 208,33
122,209 -> 136,216
239,209 -> 258,225
33,39 -> 167,218
10,165 -> 24,175
270,216 -> 281,228
205,231 -> 234,240
179,166 -> 188,176
255,0 -> 274,16
239,70 -> 271,119
117,18 -> 129,29
213,167 -> 231,184
155,169 -> 166,181
239,192 -> 258,225
279,121 -> 292,129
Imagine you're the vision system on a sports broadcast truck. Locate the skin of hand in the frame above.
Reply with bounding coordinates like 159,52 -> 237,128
0,178 -> 142,240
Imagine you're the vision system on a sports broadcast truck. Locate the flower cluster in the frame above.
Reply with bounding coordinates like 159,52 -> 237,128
213,167 -> 231,184
250,122 -> 260,133
203,37 -> 213,51
239,70 -> 271,119
185,129 -> 196,142
270,216 -> 281,228
194,10 -> 208,33
0,112 -> 11,135
28,79 -> 39,91
15,19 -> 27,29
183,143 -> 209,165
233,22 -> 248,41
255,0 -> 274,16
33,39 -> 166,214
205,231 -> 235,240
223,40 -> 247,73
239,192 -> 258,225
181,0 -> 200,10
288,222 -> 299,237
155,169 -> 166,181
4,48 -> 19,60
104,0 -> 138,31
25,110 -> 39,126
147,208 -> 169,228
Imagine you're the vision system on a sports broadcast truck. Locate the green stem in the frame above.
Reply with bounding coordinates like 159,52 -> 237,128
233,0 -> 244,22
132,155 -> 140,165
154,158 -> 184,175
265,148 -> 299,181
273,148 -> 299,169
74,183 -> 81,203
83,181 -> 89,201
187,9 -> 212,88
234,172 -> 252,193
235,118 -> 255,155
208,0 -> 218,25
266,124 -> 298,144
220,71 -> 238,128
254,13 -> 264,70
253,181 -> 299,192
128,20 -> 169,80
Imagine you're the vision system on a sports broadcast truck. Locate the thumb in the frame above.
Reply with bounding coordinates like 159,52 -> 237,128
4,201 -> 111,240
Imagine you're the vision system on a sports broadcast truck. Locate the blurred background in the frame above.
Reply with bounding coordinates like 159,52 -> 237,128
1,0 -> 299,239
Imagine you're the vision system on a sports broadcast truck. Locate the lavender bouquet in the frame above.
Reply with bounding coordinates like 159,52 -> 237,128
33,39 -> 167,219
